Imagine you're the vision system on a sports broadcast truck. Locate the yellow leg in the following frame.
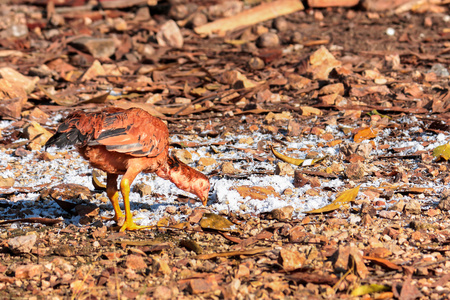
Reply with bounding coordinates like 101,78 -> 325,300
103,174 -> 125,223
119,172 -> 149,231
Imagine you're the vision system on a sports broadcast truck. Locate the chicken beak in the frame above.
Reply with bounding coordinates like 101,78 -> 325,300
201,196 -> 208,206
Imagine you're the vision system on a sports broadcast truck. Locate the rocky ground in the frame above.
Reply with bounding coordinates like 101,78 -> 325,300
1,0 -> 450,299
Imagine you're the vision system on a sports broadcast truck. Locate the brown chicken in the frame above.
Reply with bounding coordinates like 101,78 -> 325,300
45,107 -> 210,231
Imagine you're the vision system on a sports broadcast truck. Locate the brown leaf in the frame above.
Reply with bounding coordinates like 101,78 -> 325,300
233,185 -> 280,200
363,256 -> 402,271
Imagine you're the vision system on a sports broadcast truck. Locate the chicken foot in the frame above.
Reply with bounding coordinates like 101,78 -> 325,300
103,174 -> 125,223
118,168 -> 150,232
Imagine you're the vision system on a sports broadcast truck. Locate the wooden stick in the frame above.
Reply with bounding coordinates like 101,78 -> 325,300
194,0 -> 304,36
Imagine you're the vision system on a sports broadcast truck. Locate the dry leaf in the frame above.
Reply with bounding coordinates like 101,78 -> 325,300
363,256 -> 402,271
354,127 -> 379,143
433,142 -> 450,160
351,284 -> 391,296
199,213 -> 235,231
304,185 -> 360,214
271,146 -> 327,166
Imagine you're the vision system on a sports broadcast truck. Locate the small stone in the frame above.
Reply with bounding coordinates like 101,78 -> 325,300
174,149 -> 193,164
152,258 -> 171,275
169,4 -> 189,20
345,162 -> 366,180
269,206 -> 294,221
133,183 -> 152,197
49,14 -> 65,27
14,147 -> 31,157
126,254 -> 147,270
165,206 -> 177,214
307,46 -> 342,80
405,199 -> 422,214
0,177 -> 15,187
235,264 -> 250,279
438,195 -> 450,211
6,23 -> 28,38
221,161 -> 237,175
189,276 -> 219,294
114,18 -> 127,31
0,79 -> 27,119
138,44 -> 156,60
153,286 -> 174,300
156,20 -> 183,48
390,199 -> 406,212
265,111 -> 292,122
37,152 -> 55,161
299,106 -> 322,116
8,234 -> 37,254
198,157 -> 217,167
319,83 -> 345,95
379,210 -> 398,219
54,245 -> 74,257
429,63 -> 450,77
289,225 -> 307,242
278,248 -> 305,272
15,264 -> 43,279
256,32 -> 280,48
70,37 -> 116,59
190,12 -> 208,27
273,17 -> 288,32
248,57 -> 265,70
275,162 -> 295,176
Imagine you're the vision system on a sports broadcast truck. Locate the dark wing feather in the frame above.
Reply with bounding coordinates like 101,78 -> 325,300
88,108 -> 169,157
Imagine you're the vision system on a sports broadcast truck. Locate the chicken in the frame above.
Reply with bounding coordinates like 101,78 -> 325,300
45,107 -> 210,231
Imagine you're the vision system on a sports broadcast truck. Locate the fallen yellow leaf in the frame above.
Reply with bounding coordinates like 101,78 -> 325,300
270,146 -> 327,166
304,185 -> 360,214
433,142 -> 450,160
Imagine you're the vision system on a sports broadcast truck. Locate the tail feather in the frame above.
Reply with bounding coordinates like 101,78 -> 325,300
45,111 -> 90,149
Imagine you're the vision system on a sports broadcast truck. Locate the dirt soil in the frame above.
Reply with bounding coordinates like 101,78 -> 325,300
1,0 -> 450,299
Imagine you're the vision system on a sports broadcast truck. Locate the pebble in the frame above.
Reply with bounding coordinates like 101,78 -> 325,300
8,234 -> 37,254
156,20 -> 184,48
256,32 -> 280,48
